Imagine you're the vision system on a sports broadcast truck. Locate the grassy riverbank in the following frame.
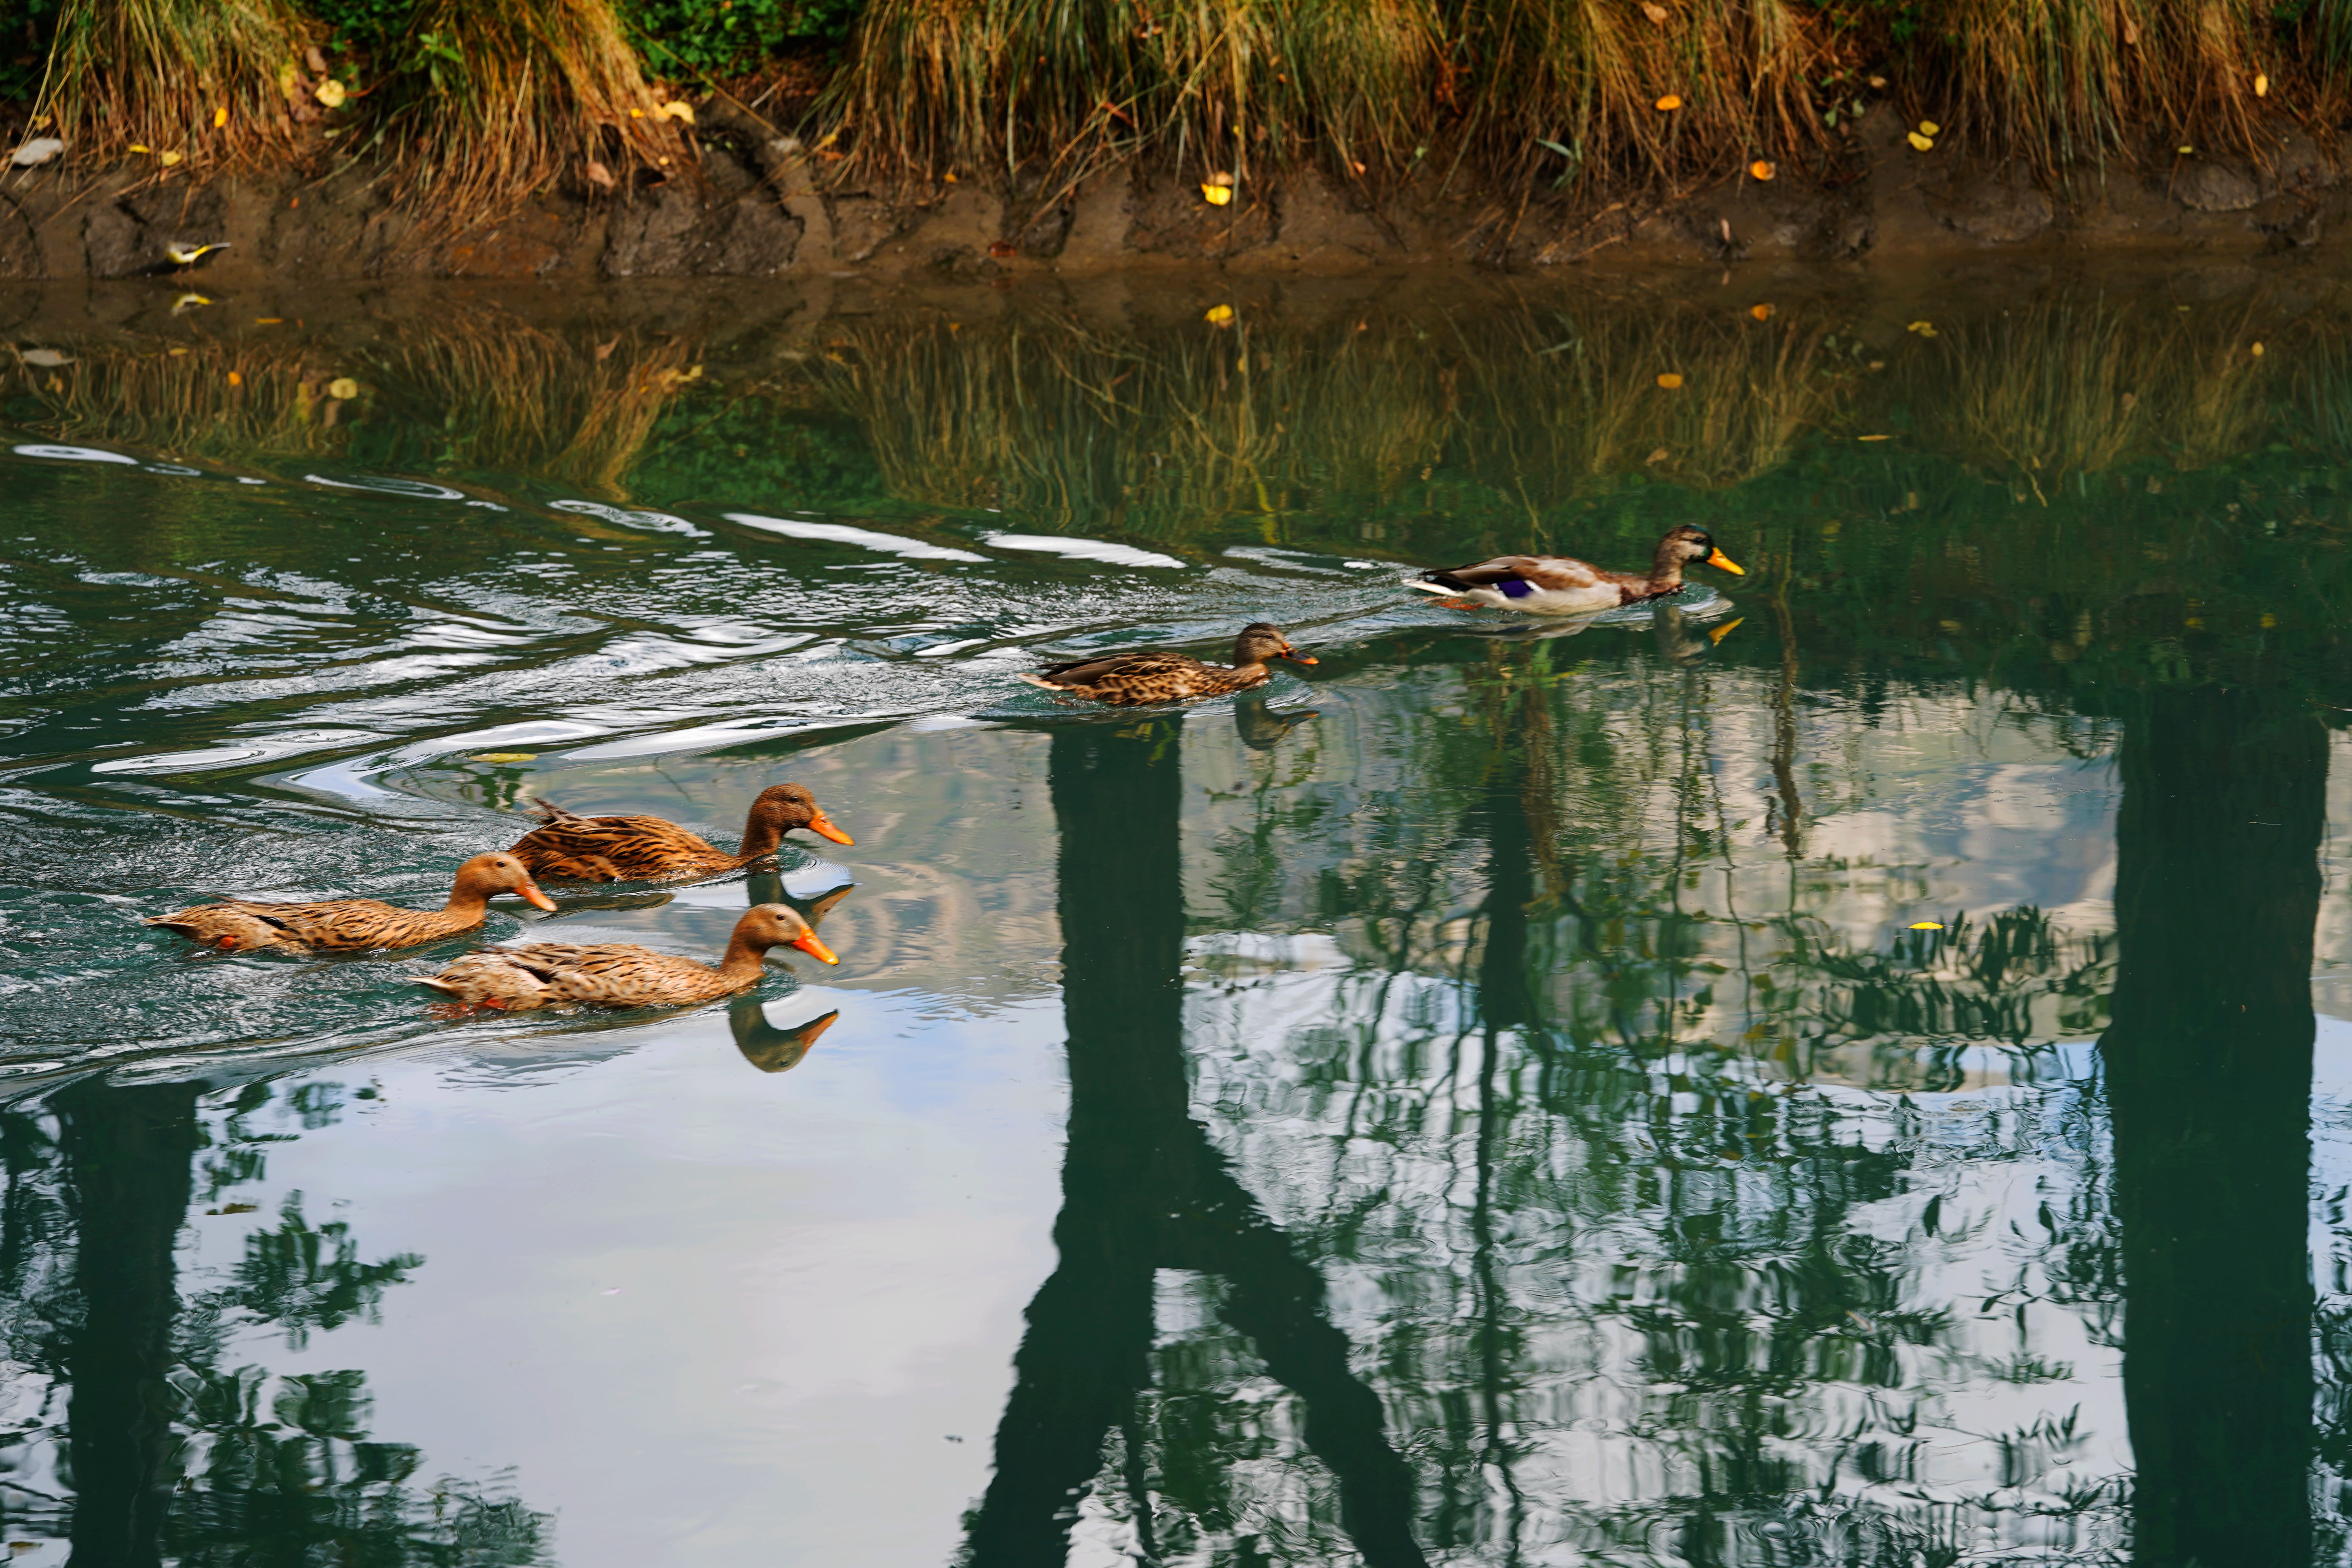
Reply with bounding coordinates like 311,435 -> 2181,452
0,0 -> 2341,227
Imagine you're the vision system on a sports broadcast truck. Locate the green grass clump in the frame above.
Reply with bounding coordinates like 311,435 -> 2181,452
825,0 -> 1441,183
624,0 -> 860,79
32,0 -> 315,170
376,0 -> 689,221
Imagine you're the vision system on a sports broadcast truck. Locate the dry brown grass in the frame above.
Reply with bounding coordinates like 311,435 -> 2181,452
33,0 -> 316,173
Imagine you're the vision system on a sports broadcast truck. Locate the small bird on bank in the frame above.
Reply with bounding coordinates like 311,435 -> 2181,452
163,240 -> 229,268
415,902 -> 838,1011
1019,622 -> 1317,706
1405,525 -> 1744,617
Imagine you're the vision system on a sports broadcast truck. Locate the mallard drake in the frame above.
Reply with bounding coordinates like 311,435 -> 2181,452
1405,525 -> 1744,616
147,852 -> 557,953
415,902 -> 837,1011
507,783 -> 852,882
1018,622 -> 1317,706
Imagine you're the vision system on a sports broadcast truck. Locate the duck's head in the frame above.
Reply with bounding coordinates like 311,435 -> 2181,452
739,902 -> 839,965
1662,526 -> 1744,576
1235,622 -> 1319,668
752,783 -> 854,846
455,852 -> 559,911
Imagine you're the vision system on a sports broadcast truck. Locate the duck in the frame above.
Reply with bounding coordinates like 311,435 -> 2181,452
506,783 -> 852,883
1018,622 -> 1317,706
415,902 -> 837,1011
1404,526 -> 1744,616
147,852 -> 557,953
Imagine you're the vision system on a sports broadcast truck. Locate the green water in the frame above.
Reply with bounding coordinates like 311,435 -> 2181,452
3,269 -> 2352,1566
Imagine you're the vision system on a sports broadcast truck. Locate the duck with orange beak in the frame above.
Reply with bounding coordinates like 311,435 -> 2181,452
507,783 -> 852,883
415,902 -> 838,1011
1404,526 -> 1744,617
1018,622 -> 1317,706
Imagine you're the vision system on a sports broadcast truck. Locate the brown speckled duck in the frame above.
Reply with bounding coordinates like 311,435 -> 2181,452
147,852 -> 557,952
1018,622 -> 1317,706
1405,525 -> 1744,617
415,902 -> 837,1011
507,783 -> 853,883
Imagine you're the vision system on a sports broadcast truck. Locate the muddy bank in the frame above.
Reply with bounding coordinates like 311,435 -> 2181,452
1,102 -> 2347,284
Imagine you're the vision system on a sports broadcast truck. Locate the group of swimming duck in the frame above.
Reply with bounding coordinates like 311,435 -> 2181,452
142,526 -> 1740,1014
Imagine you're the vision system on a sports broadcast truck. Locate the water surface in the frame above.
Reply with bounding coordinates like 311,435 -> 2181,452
4,269 -> 2352,1565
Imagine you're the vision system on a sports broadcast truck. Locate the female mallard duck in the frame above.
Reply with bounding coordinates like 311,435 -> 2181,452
416,902 -> 837,1011
147,852 -> 557,952
1018,622 -> 1317,706
506,783 -> 852,883
1405,526 -> 1744,616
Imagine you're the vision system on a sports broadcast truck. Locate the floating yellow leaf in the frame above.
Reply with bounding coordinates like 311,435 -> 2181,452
658,100 -> 696,125
1204,303 -> 1235,325
2256,73 -> 2270,96
1656,372 -> 1684,389
327,376 -> 359,399
1918,119 -> 1940,135
1749,303 -> 1772,321
1908,921 -> 1944,930
470,752 -> 537,763
1654,93 -> 1683,111
158,149 -> 183,166
1749,160 -> 1775,181
213,106 -> 228,129
314,78 -> 346,109
1906,130 -> 1933,151
1202,183 -> 1233,205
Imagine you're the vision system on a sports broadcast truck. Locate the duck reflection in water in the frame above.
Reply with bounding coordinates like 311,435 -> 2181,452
1232,693 -> 1318,752
730,873 -> 855,1073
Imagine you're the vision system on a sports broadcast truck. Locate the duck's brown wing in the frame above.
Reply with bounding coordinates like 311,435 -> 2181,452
147,902 -> 303,950
509,808 -> 731,880
266,898 -> 470,950
502,942 -> 733,1005
1417,554 -> 1615,592
1030,649 -> 1205,685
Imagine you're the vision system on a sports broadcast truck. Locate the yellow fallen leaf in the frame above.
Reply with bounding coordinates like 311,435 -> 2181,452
1749,160 -> 1775,181
629,107 -> 644,118
2178,145 -> 2195,155
2256,73 -> 2270,97
659,100 -> 696,124
327,376 -> 359,399
470,752 -> 537,763
127,144 -> 151,154
1908,921 -> 1944,930
1858,434 -> 1892,441
158,150 -> 183,166
213,106 -> 228,129
1202,183 -> 1233,205
1907,130 -> 1933,151
2252,342 -> 2266,356
1646,447 -> 1670,464
1657,372 -> 1684,389
314,78 -> 346,109
1204,303 -> 1235,325
1655,94 -> 1683,111
1918,119 -> 1940,135
1749,303 -> 1772,321
1641,0 -> 1668,22
227,370 -> 242,386
254,317 -> 283,324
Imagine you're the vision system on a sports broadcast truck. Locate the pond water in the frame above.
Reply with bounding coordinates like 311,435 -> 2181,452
3,266 -> 2352,1566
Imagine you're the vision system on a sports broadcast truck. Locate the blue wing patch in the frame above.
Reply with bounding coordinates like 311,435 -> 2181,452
1497,578 -> 1535,599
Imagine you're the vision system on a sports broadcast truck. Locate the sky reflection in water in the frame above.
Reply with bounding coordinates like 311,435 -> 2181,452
1,272 -> 2350,1565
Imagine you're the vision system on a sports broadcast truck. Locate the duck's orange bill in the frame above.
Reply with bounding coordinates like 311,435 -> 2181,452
808,811 -> 855,846
791,931 -> 840,965
1281,651 -> 1319,664
520,883 -> 559,912
1706,548 -> 1746,576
